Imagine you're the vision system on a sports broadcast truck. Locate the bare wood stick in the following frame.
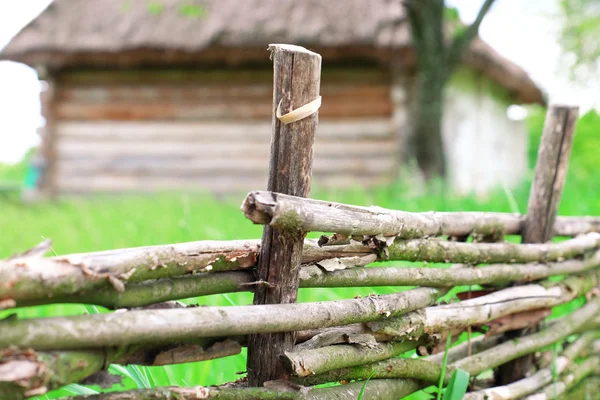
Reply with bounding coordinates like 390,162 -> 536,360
243,191 -> 517,238
288,273 -> 597,382
0,286 -> 443,350
247,44 -> 322,386
500,105 -> 579,384
368,271 -> 598,341
243,191 -> 600,238
464,332 -> 598,399
452,295 -> 600,376
523,105 -> 580,243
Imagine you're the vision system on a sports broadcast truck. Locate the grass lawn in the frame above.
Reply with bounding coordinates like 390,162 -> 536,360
1,109 -> 599,398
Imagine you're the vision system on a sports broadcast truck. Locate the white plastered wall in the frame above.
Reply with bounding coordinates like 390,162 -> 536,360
442,68 -> 528,196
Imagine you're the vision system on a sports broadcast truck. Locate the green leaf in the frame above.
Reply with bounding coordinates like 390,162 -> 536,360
443,369 -> 470,400
126,365 -> 153,388
436,334 -> 453,400
84,304 -> 100,314
62,383 -> 100,395
357,370 -> 376,400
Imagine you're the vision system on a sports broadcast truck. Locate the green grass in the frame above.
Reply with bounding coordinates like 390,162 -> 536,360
2,109 -> 600,398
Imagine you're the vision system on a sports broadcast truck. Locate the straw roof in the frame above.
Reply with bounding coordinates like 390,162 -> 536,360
0,0 -> 544,103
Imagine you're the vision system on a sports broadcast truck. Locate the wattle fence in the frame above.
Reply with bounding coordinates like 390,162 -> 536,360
2,45 -> 600,400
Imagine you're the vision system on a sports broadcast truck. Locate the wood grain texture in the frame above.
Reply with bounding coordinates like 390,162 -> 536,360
522,106 -> 580,243
499,104 -> 579,384
55,119 -> 393,141
246,44 -> 321,386
38,76 -> 57,195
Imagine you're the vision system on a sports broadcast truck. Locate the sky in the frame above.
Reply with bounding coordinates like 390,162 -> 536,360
0,0 -> 598,164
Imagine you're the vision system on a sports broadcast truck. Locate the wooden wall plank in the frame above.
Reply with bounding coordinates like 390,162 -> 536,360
54,98 -> 392,120
56,156 -> 395,177
55,174 -> 392,194
55,140 -> 397,159
57,68 -> 390,85
55,120 -> 393,141
56,84 -> 389,104
51,67 -> 397,194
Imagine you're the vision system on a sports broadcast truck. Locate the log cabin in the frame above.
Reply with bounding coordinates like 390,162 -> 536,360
0,0 -> 545,196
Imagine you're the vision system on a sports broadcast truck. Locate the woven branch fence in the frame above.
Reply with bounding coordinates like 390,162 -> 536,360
2,44 -> 600,400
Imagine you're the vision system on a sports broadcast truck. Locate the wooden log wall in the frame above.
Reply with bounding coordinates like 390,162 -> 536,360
50,68 -> 396,194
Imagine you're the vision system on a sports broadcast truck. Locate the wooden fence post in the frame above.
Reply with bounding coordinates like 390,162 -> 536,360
246,44 -> 322,386
498,104 -> 579,384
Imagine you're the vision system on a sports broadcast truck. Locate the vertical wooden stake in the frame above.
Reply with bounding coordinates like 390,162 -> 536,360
246,44 -> 322,386
498,104 -> 579,384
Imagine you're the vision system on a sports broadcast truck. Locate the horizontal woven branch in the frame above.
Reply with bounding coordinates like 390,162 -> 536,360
242,191 -> 600,237
3,232 -> 599,309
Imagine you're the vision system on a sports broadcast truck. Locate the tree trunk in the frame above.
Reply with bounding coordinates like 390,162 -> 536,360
412,70 -> 447,179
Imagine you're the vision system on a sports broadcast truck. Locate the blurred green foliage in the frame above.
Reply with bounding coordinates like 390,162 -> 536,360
558,0 -> 600,80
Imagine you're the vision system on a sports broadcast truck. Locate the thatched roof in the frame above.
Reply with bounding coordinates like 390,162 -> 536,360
1,0 -> 544,104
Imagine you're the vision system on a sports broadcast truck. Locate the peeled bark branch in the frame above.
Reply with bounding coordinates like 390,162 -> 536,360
0,240 -> 260,309
0,287 -> 443,350
452,296 -> 600,375
242,191 -> 600,239
367,272 -> 599,340
0,239 -> 371,309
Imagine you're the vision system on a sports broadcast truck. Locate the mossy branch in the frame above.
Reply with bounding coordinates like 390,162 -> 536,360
242,191 -> 600,238
464,331 -> 599,399
0,287 -> 444,350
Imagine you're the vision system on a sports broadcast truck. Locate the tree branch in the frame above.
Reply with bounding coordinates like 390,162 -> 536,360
0,287 -> 444,350
386,233 -> 600,264
367,271 -> 599,340
452,296 -> 600,374
284,340 -> 424,377
0,339 -> 241,399
464,331 -> 598,399
243,192 -> 600,239
445,0 -> 497,72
